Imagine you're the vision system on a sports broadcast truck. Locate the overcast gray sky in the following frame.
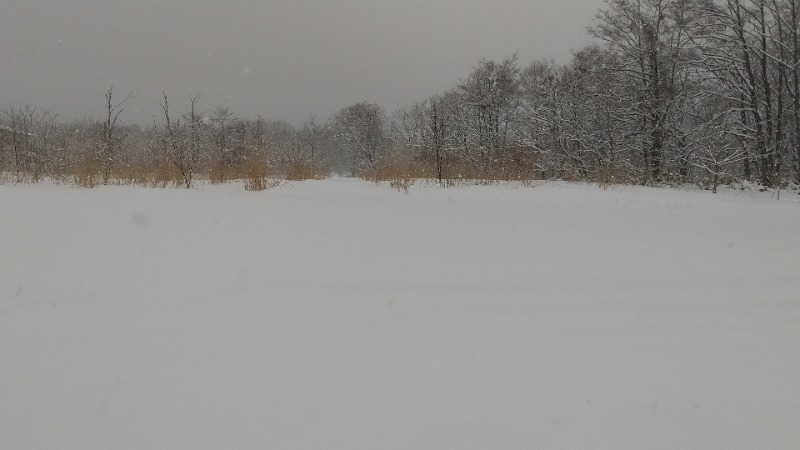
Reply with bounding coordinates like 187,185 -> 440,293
2,0 -> 604,126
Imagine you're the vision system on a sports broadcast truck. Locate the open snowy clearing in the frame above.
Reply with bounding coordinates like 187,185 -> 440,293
1,178 -> 799,449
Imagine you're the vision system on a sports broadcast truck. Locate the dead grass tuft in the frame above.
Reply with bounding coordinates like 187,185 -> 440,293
596,162 -> 627,189
284,158 -> 322,181
365,152 -> 426,193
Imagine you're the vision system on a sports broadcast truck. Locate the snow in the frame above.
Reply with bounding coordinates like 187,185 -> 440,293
1,178 -> 799,449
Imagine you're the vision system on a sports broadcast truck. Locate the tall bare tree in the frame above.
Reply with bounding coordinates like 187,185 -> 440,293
332,102 -> 390,174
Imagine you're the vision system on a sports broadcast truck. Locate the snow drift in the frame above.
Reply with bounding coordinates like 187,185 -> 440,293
1,179 -> 798,449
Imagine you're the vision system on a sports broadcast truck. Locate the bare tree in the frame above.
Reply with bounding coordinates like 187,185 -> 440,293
0,105 -> 57,181
100,86 -> 133,184
160,93 -> 196,188
592,0 -> 701,182
210,106 -> 237,181
332,102 -> 390,174
458,55 -> 521,170
692,98 -> 750,192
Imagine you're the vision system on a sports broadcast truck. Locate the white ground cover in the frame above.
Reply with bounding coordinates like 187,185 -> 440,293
1,178 -> 799,449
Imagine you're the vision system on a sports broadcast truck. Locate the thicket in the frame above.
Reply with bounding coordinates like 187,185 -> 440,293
3,0 -> 800,193
0,95 -> 327,190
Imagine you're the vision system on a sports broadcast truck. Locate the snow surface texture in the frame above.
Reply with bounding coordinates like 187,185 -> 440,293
1,179 -> 799,449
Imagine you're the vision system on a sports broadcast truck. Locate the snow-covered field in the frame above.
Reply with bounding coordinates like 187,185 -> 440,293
1,178 -> 799,449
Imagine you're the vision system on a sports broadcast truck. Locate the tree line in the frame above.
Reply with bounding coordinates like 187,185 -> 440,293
2,0 -> 799,192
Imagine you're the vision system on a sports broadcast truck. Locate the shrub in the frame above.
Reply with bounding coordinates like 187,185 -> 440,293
365,151 -> 426,193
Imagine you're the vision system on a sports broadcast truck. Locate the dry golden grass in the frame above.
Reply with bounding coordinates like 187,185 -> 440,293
70,156 -> 102,188
244,155 -> 271,191
245,176 -> 283,191
284,158 -> 322,181
596,162 -> 629,189
0,171 -> 40,185
207,159 -> 230,184
113,162 -> 149,187
150,162 -> 186,188
364,148 -> 545,191
365,152 -> 427,193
